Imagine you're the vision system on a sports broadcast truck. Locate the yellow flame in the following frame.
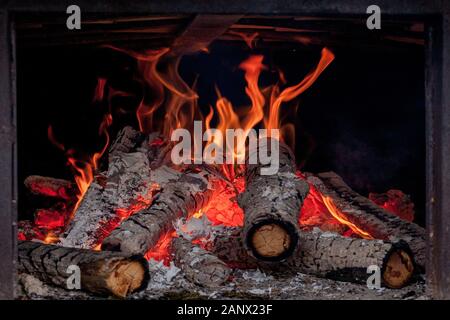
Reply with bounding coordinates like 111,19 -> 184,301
321,195 -> 374,239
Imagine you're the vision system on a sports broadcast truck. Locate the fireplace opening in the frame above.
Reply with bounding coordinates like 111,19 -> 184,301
15,13 -> 427,299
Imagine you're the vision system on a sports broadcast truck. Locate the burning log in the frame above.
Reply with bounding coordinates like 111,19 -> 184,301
238,138 -> 309,261
311,172 -> 426,269
60,127 -> 153,249
210,227 -> 415,289
108,126 -> 145,160
102,169 -> 213,255
24,175 -> 77,200
285,230 -> 415,289
18,241 -> 149,298
369,189 -> 415,222
60,175 -> 107,248
170,237 -> 231,287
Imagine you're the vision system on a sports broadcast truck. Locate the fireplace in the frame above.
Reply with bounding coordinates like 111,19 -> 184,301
1,1 -> 449,300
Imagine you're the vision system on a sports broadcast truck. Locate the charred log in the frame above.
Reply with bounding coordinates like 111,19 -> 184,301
60,127 -> 152,249
102,170 -> 213,255
238,138 -> 309,261
108,126 -> 144,160
24,175 -> 77,200
171,237 -> 231,287
210,228 -> 415,289
18,241 -> 149,298
311,172 -> 426,269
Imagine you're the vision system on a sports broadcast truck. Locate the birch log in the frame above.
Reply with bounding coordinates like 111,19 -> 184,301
310,172 -> 426,269
238,138 -> 309,261
102,169 -> 213,255
209,227 -> 415,288
171,237 -> 231,287
18,241 -> 149,298
60,127 -> 152,249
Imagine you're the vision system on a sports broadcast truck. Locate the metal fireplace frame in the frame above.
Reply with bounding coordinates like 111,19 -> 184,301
1,0 -> 449,299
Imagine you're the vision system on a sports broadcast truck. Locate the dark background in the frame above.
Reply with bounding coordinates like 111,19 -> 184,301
16,40 -> 425,225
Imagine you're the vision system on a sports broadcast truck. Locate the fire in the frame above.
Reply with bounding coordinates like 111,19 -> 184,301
144,231 -> 177,264
265,48 -> 335,132
204,178 -> 245,227
43,231 -> 60,244
45,78 -> 113,239
25,44 -> 378,263
320,195 -> 374,239
298,172 -> 374,239
114,45 -> 334,169
49,113 -> 112,216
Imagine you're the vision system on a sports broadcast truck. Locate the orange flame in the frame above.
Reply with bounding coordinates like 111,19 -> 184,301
201,48 -> 334,169
265,47 -> 335,132
49,115 -> 112,217
135,49 -> 169,133
321,195 -> 374,239
43,231 -> 60,244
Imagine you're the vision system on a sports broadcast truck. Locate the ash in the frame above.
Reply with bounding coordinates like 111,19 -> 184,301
17,263 -> 428,300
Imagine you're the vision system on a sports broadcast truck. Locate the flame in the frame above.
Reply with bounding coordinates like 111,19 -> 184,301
201,48 -> 334,170
68,114 -> 112,214
47,114 -> 112,220
43,231 -> 59,244
239,55 -> 266,131
135,49 -> 168,133
265,48 -> 335,132
321,195 -> 374,239
105,46 -> 334,168
116,46 -> 199,137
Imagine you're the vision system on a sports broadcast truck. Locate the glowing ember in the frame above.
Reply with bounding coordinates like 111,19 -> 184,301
205,178 -> 245,227
369,190 -> 415,222
145,231 -> 177,265
116,183 -> 160,219
34,208 -> 66,229
26,181 -> 73,200
86,183 -> 161,247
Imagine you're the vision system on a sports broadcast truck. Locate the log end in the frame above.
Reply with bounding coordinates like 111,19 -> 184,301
105,259 -> 147,298
247,221 -> 298,261
83,255 -> 150,298
382,249 -> 414,289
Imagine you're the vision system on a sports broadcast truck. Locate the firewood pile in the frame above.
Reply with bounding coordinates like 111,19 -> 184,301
18,126 -> 425,299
